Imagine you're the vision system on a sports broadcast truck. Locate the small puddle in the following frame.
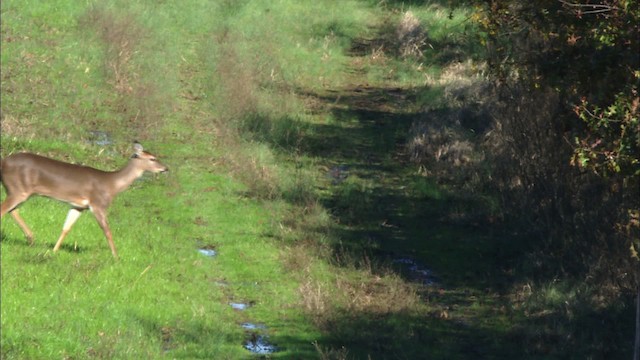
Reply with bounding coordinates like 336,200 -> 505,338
196,243 -> 217,257
229,302 -> 251,311
394,257 -> 438,286
198,248 -> 217,257
243,334 -> 278,355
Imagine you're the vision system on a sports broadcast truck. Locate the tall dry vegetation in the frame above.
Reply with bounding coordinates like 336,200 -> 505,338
212,32 -> 260,124
406,60 -> 490,200
208,31 -> 281,199
404,5 -> 637,355
207,28 -> 313,202
405,61 -> 635,359
79,6 -> 168,137
396,11 -> 428,58
408,63 -> 637,290
476,1 -> 639,296
406,2 -> 638,296
294,254 -> 424,355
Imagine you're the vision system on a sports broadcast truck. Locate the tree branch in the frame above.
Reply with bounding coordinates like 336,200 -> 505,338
557,0 -> 620,14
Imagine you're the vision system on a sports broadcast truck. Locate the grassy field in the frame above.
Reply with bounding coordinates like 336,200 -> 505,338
1,0 -> 634,359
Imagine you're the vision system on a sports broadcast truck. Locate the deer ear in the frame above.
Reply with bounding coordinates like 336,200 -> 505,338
133,142 -> 143,154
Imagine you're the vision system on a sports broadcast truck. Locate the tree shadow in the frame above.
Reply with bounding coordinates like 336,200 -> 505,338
277,47 -> 633,359
290,83 -> 522,289
293,308 -> 523,359
251,81 -> 531,357
230,3 -> 629,357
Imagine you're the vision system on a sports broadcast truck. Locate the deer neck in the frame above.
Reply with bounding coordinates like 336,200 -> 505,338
111,159 -> 146,194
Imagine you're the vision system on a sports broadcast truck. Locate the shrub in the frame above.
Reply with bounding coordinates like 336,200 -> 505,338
475,0 -> 639,295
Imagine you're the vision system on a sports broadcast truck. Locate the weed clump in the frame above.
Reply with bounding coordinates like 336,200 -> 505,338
80,7 -> 142,95
406,61 -> 490,192
78,6 -> 171,138
208,29 -> 315,201
396,11 -> 427,58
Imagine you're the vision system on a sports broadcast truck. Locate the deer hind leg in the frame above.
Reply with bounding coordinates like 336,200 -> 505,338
1,194 -> 34,244
53,208 -> 84,252
91,207 -> 117,259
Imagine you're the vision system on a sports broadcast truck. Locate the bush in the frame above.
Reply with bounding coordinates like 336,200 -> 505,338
474,0 -> 639,294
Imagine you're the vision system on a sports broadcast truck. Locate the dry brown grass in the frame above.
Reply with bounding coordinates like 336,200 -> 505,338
348,10 -> 429,65
207,30 -> 314,200
212,31 -> 261,124
407,117 -> 476,168
208,32 -> 269,198
79,6 -> 166,138
313,341 -> 350,360
294,252 -> 421,332
396,11 -> 427,58
280,226 -> 423,336
80,6 -> 142,95
424,60 -> 489,102
215,128 -> 281,199
336,273 -> 420,314
406,60 -> 491,187
0,114 -> 36,140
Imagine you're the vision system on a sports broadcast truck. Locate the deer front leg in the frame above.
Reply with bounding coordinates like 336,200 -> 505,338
91,208 -> 118,259
53,208 -> 83,252
2,194 -> 33,244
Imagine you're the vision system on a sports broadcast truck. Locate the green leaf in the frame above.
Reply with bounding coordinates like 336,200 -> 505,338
579,153 -> 589,167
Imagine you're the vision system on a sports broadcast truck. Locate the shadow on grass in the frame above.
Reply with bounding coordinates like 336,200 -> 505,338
261,83 -> 533,358
291,309 -> 521,359
1,233 -> 91,254
280,82 -> 634,359
226,9 -> 631,358
292,84 -> 522,288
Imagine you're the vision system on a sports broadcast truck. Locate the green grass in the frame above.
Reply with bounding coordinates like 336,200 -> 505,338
1,1 -> 321,357
1,153 -> 324,358
2,0 -> 633,359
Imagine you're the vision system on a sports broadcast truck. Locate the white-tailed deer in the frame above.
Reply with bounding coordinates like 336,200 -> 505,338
0,142 -> 168,258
